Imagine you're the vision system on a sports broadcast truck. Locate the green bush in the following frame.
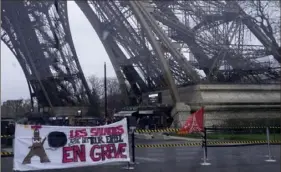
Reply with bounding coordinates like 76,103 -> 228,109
213,118 -> 281,134
222,118 -> 280,127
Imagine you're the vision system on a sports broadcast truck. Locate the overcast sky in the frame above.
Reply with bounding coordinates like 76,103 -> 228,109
1,2 -> 116,102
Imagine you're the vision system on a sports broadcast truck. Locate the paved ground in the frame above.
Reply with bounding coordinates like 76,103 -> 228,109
135,137 -> 186,144
2,144 -> 280,172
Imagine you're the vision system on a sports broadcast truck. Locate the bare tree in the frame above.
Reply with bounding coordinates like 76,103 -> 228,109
241,1 -> 280,46
106,77 -> 125,116
1,99 -> 32,118
87,75 -> 125,117
87,75 -> 103,116
107,77 -> 122,95
22,99 -> 32,112
88,75 -> 103,98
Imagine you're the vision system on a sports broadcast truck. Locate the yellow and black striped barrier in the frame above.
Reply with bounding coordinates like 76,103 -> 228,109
136,142 -> 201,148
135,126 -> 280,134
135,140 -> 281,148
1,152 -> 13,157
207,140 -> 281,145
209,126 -> 281,129
1,135 -> 14,138
1,126 -> 279,137
136,128 -> 180,134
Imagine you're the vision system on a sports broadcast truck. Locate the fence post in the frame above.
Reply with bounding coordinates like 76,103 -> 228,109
204,127 -> 207,159
122,128 -> 135,170
265,127 -> 276,162
131,130 -> 136,164
200,127 -> 211,165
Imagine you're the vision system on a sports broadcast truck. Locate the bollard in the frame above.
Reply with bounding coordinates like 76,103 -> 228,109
200,145 -> 211,166
204,127 -> 208,159
200,140 -> 207,161
130,130 -> 139,164
132,130 -> 135,163
122,162 -> 134,170
200,128 -> 211,165
201,128 -> 208,161
265,127 -> 276,162
122,129 -> 136,170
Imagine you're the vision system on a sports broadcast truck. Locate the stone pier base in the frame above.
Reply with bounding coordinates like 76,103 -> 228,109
143,84 -> 281,127
170,102 -> 190,128
52,106 -> 89,116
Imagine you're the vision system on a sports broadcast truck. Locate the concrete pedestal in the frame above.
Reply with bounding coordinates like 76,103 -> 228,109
170,102 -> 191,128
143,84 -> 281,126
52,106 -> 89,116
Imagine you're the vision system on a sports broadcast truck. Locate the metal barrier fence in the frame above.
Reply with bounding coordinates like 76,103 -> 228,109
127,126 -> 279,168
134,126 -> 281,134
2,126 -> 280,167
135,140 -> 281,148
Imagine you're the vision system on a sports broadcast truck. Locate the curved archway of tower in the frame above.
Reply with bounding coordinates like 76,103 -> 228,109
1,43 -> 29,102
67,1 -> 116,80
1,2 -> 116,105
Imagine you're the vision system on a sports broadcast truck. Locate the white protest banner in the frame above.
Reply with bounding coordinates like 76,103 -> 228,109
13,118 -> 130,171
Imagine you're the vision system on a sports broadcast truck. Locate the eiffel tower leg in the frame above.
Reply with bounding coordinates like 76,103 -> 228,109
171,102 -> 191,128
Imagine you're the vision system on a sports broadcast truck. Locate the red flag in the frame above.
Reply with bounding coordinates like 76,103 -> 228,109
179,107 -> 204,134
31,125 -> 42,130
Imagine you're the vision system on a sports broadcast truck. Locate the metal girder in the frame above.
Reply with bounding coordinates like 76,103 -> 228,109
84,0 -> 279,85
136,1 -> 200,82
129,1 -> 181,103
1,1 -> 93,107
225,1 -> 280,63
2,1 -> 54,108
97,1 -> 177,88
76,1 -> 151,102
151,8 -> 212,73
156,1 -> 279,83
77,1 -> 196,101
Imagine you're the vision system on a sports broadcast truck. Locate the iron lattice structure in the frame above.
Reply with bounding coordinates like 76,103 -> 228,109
2,1 -> 281,105
1,1 -> 93,108
76,1 -> 280,101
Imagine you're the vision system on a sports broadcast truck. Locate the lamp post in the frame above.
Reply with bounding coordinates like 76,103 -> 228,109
104,62 -> 108,119
279,0 -> 281,47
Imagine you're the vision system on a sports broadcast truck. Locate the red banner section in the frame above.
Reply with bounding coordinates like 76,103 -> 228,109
179,107 -> 204,134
